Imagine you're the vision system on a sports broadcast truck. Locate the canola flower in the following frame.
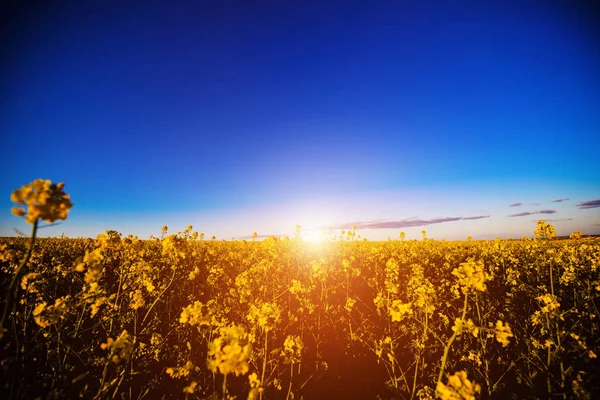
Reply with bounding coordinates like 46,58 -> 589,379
101,330 -> 133,364
389,300 -> 413,322
2,179 -> 74,339
11,179 -> 73,224
534,220 -> 557,240
452,259 -> 489,294
166,360 -> 195,379
436,371 -> 481,400
207,325 -> 252,376
2,182 -> 599,399
280,335 -> 304,364
493,320 -> 514,347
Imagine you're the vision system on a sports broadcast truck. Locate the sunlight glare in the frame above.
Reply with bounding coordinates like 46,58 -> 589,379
302,229 -> 325,242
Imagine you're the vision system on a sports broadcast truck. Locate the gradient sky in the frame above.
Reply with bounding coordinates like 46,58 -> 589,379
1,0 -> 599,240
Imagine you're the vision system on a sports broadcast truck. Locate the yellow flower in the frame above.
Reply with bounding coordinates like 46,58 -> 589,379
11,179 -> 73,224
436,371 -> 481,400
536,294 -> 560,314
494,320 -> 513,347
534,220 -> 556,240
179,301 -> 210,326
101,330 -> 133,364
281,335 -> 304,364
33,302 -> 49,328
247,302 -> 281,332
183,381 -> 197,394
11,207 -> 26,217
129,289 -> 145,310
249,371 -> 260,388
452,259 -> 489,294
570,230 -> 582,239
207,325 -> 251,376
166,361 -> 195,378
389,300 -> 413,322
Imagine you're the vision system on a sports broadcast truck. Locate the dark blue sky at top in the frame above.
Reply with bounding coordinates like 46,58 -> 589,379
1,1 -> 599,237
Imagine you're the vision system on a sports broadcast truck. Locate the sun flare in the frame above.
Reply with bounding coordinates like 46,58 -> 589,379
302,229 -> 325,242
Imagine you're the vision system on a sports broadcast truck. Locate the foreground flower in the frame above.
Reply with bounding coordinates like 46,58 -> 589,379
11,179 -> 73,224
207,325 -> 252,376
436,370 -> 481,400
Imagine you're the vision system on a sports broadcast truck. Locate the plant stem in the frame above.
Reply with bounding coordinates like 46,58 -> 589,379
286,363 -> 294,400
1,219 -> 38,333
437,292 -> 469,386
260,330 -> 268,400
411,312 -> 428,399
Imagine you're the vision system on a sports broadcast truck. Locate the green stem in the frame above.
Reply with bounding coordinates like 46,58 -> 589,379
140,268 -> 176,332
96,361 -> 110,399
437,292 -> 469,386
260,330 -> 268,400
411,312 -> 428,399
1,219 -> 38,333
286,363 -> 294,400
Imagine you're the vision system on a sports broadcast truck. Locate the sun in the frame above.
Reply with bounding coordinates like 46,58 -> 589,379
302,229 -> 325,242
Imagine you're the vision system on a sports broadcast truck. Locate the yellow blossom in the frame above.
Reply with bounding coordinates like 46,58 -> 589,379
436,371 -> 481,400
11,179 -> 73,224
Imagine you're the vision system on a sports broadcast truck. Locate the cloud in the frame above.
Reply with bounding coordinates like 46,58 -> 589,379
329,215 -> 490,230
550,198 -> 570,203
577,199 -> 600,209
509,209 -> 556,218
541,218 -> 573,222
510,202 -> 541,207
462,215 -> 491,220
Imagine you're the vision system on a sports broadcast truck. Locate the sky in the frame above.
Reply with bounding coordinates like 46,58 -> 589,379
1,0 -> 599,240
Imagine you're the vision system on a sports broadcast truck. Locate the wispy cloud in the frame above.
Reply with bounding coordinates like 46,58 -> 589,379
462,215 -> 490,220
541,218 -> 573,222
577,199 -> 600,209
510,202 -> 541,207
550,198 -> 570,203
329,215 -> 490,230
509,209 -> 556,218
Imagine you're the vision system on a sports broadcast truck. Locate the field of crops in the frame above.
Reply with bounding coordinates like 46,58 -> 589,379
1,181 -> 600,399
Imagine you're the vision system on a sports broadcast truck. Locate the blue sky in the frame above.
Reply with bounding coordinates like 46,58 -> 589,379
1,0 -> 599,240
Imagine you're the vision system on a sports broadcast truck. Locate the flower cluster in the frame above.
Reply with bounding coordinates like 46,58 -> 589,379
32,297 -> 72,328
281,335 -> 304,364
493,320 -> 514,347
436,370 -> 481,400
207,325 -> 252,376
101,330 -> 133,364
534,220 -> 557,240
389,300 -> 413,322
452,259 -> 489,294
11,179 -> 73,224
247,302 -> 281,332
